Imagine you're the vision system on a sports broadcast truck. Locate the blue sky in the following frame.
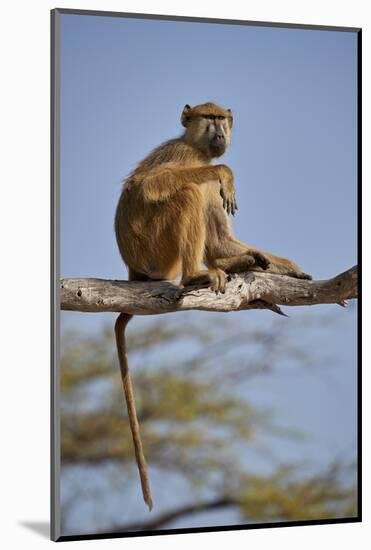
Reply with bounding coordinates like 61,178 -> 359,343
59,13 -> 358,532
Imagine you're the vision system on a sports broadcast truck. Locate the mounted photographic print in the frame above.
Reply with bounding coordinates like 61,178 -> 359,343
51,8 -> 361,542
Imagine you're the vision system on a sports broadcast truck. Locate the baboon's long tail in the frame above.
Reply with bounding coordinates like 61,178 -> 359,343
114,312 -> 153,511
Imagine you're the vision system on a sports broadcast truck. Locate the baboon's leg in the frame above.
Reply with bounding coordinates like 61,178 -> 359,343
216,240 -> 312,280
204,204 -> 269,271
204,204 -> 311,280
179,185 -> 227,293
210,238 -> 311,280
206,237 -> 271,274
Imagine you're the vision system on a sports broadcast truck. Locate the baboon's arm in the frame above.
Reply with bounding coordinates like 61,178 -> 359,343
142,164 -> 232,202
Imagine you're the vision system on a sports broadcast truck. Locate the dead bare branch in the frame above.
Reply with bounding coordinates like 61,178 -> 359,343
60,266 -> 357,316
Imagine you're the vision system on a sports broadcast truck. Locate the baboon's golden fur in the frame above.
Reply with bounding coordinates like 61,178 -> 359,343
115,101 -> 310,289
114,102 -> 311,510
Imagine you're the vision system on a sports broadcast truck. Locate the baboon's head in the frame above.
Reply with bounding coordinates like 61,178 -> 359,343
181,102 -> 233,158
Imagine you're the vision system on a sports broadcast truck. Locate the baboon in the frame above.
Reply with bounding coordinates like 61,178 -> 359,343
114,102 -> 311,510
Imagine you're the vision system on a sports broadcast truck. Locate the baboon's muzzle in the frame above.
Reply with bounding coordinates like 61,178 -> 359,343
209,134 -> 226,156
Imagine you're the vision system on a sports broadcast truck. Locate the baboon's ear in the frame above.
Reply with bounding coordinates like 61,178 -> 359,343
181,104 -> 192,127
227,108 -> 234,129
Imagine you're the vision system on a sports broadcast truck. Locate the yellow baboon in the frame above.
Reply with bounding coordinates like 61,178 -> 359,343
114,102 -> 311,509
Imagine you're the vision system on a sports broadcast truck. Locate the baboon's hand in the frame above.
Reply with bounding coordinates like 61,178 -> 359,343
217,165 -> 238,216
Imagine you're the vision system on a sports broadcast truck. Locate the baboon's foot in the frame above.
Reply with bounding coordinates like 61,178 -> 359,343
181,268 -> 227,294
287,270 -> 312,280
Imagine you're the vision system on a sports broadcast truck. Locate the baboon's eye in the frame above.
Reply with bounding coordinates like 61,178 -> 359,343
216,116 -> 225,121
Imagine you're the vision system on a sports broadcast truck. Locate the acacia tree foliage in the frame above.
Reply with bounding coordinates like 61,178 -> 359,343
60,313 -> 357,534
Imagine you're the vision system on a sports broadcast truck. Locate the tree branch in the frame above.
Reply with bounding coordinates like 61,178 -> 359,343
106,497 -> 237,532
60,265 -> 357,316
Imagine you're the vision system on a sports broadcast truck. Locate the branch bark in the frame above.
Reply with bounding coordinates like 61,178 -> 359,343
60,265 -> 357,316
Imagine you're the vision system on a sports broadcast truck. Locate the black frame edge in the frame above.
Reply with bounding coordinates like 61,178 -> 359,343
356,27 -> 362,523
56,517 -> 361,542
51,7 -> 61,543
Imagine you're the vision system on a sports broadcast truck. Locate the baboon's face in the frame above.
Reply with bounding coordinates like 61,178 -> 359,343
181,102 -> 233,158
